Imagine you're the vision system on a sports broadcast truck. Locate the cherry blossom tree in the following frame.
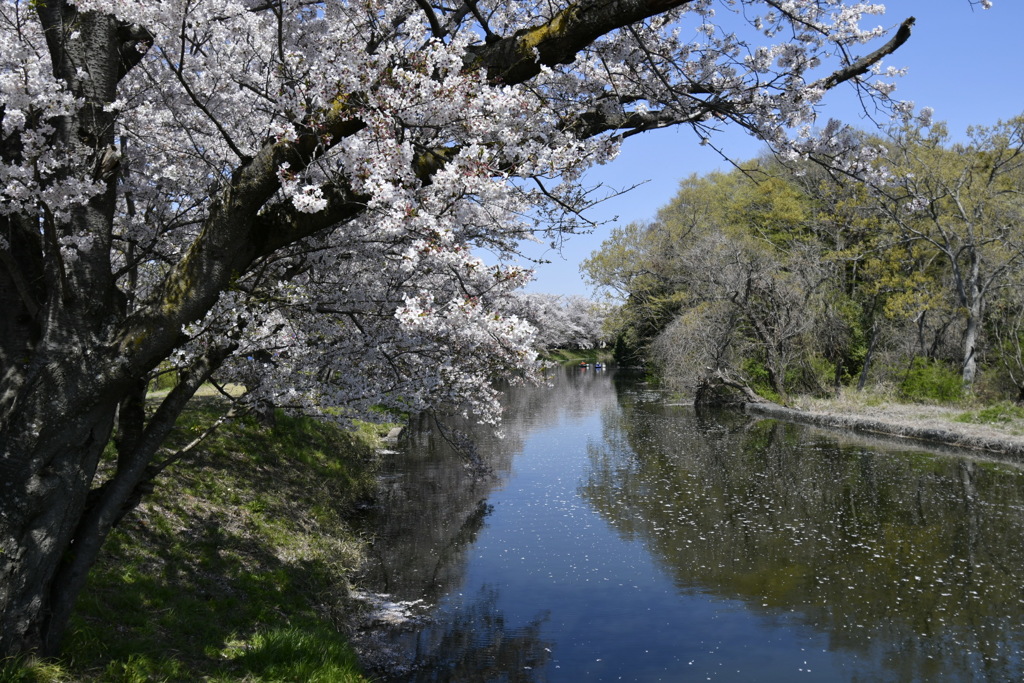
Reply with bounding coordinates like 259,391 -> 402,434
514,293 -> 611,350
1,0 -> 922,656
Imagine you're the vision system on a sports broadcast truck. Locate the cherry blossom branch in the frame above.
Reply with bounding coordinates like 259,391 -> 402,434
117,0 -> 919,393
465,0 -> 695,85
414,0 -> 445,38
813,17 -> 915,91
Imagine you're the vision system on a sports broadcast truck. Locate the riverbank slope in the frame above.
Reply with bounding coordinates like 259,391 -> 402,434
4,401 -> 386,682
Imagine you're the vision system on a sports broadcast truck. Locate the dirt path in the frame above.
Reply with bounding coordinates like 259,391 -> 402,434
744,396 -> 1024,460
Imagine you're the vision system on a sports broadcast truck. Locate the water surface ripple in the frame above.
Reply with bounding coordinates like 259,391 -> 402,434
360,368 -> 1024,682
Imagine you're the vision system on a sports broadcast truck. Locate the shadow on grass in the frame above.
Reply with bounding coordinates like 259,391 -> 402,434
58,408 -> 380,682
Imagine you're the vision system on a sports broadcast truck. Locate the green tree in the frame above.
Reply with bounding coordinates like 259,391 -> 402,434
867,118 -> 1024,386
986,267 -> 1024,402
583,171 -> 743,363
591,161 -> 847,400
591,116 -> 1024,401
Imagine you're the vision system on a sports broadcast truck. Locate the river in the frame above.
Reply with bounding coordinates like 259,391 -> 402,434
356,366 -> 1024,682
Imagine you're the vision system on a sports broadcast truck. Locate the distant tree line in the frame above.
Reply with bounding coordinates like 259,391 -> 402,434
583,116 -> 1024,403
513,293 -> 612,351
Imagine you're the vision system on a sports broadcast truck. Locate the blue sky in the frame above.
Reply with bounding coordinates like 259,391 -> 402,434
520,1 -> 1024,297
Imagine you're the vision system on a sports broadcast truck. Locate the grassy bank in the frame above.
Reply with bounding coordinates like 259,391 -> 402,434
4,402 -> 387,682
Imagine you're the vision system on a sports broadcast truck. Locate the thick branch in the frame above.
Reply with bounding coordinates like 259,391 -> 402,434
250,183 -> 371,258
565,103 -> 709,139
548,13 -> 916,141
119,114 -> 367,368
415,0 -> 445,38
465,0 -> 693,85
813,17 -> 915,91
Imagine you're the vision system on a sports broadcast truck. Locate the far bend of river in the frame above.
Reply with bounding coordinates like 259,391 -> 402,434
357,366 -> 1024,682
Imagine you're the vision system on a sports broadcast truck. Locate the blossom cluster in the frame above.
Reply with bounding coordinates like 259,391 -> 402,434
0,0 -> 928,426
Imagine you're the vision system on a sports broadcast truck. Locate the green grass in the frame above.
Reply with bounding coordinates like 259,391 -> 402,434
955,401 -> 1024,426
0,657 -> 67,682
230,625 -> 366,682
7,401 -> 389,682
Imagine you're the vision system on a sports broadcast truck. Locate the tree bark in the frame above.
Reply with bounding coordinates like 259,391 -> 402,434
961,251 -> 982,386
0,2 -> 157,656
857,320 -> 879,392
40,345 -> 235,654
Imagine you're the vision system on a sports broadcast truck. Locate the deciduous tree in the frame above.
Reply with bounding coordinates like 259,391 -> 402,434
513,293 -> 610,350
866,117 -> 1024,385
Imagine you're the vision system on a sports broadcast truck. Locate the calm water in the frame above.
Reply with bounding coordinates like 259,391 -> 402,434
359,367 -> 1024,682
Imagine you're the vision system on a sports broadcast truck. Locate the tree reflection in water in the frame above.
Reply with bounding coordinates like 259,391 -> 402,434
357,369 -> 610,681
360,369 -> 621,601
397,587 -> 552,683
582,394 -> 1024,681
358,368 -> 1024,681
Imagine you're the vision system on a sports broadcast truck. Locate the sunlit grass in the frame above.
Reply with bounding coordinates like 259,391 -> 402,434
8,402 -> 391,682
0,656 -> 68,683
795,387 -> 1024,440
229,625 -> 366,683
955,402 -> 1024,428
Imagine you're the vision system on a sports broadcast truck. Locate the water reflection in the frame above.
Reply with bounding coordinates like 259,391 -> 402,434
358,368 -> 1024,681
360,369 -> 620,601
359,411 -> 503,605
398,587 -> 553,683
357,368 -> 613,680
584,392 -> 1024,681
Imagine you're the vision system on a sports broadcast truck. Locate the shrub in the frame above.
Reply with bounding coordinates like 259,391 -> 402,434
898,357 -> 963,403
741,357 -> 782,403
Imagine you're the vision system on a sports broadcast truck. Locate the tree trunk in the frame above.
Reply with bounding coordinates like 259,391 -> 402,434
766,356 -> 788,403
0,365 -> 120,655
961,254 -> 983,386
0,5 -> 123,655
857,320 -> 879,392
962,311 -> 980,386
0,341 -> 233,656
